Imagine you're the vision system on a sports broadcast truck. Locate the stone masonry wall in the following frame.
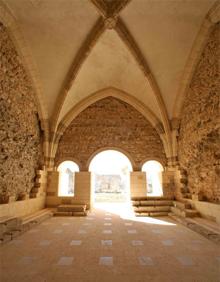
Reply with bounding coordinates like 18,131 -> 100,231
178,23 -> 220,203
55,97 -> 167,170
0,23 -> 42,201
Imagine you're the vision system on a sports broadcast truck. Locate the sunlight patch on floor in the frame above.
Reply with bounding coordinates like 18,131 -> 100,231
93,203 -> 176,226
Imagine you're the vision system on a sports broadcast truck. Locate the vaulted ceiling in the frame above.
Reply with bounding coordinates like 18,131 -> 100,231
1,0 -> 218,131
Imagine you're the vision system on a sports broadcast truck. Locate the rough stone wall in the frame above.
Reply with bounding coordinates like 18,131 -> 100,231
178,23 -> 220,202
55,97 -> 167,170
0,23 -> 42,200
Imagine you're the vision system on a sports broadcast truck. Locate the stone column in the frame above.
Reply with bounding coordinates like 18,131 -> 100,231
162,170 -> 176,199
130,171 -> 146,198
75,172 -> 92,209
46,171 -> 59,206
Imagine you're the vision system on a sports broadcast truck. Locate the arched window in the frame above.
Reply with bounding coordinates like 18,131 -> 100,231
142,160 -> 164,197
57,161 -> 79,197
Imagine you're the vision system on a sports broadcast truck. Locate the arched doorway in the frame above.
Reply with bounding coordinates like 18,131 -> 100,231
57,161 -> 80,197
89,150 -> 133,203
142,160 -> 164,197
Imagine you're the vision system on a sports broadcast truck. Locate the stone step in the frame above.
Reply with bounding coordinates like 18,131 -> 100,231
171,207 -> 199,218
187,218 -> 220,234
132,200 -> 140,206
131,196 -> 171,201
53,211 -> 73,216
173,201 -> 191,210
134,206 -> 171,212
169,213 -> 220,245
57,204 -> 87,213
185,209 -> 200,217
140,200 -> 173,206
170,207 -> 185,217
54,211 -> 87,217
135,211 -> 169,217
132,197 -> 173,217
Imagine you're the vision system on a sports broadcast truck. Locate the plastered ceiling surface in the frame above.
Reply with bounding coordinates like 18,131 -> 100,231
4,0 -> 99,116
2,0 -> 216,124
121,0 -> 215,117
59,30 -> 161,122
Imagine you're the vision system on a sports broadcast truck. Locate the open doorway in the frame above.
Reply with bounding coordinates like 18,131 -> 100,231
89,150 -> 132,204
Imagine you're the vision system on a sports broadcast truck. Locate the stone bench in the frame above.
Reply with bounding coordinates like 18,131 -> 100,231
170,207 -> 199,218
0,216 -> 22,244
136,211 -> 170,217
0,209 -> 53,245
22,209 -> 53,231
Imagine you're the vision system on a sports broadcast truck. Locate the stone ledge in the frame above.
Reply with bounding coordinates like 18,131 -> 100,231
169,213 -> 220,245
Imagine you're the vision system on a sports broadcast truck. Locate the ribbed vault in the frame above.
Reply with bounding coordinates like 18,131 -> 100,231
1,0 -> 219,166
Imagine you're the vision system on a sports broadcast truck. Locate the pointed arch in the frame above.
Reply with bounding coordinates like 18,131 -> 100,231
61,87 -> 160,131
50,87 -> 170,165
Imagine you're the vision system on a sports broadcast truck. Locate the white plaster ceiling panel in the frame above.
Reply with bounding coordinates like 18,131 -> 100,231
4,0 -> 99,117
59,29 -> 161,123
121,0 -> 215,118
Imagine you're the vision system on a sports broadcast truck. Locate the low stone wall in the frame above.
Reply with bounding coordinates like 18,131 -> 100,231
189,200 -> 220,225
0,196 -> 46,218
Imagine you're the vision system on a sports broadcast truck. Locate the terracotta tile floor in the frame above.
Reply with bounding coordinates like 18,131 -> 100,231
1,204 -> 220,282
